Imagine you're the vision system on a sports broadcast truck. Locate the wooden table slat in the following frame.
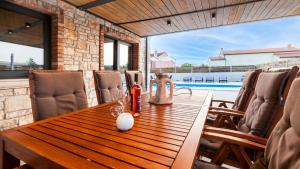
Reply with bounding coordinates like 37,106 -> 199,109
48,120 -> 179,156
60,116 -> 187,142
85,111 -> 195,128
35,123 -> 175,166
73,113 -> 191,133
70,113 -> 191,134
2,131 -> 107,169
21,127 -> 169,168
60,117 -> 185,145
171,92 -> 213,169
19,128 -> 140,169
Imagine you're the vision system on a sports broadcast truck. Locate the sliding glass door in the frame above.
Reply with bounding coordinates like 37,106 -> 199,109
103,36 -> 133,92
104,37 -> 115,70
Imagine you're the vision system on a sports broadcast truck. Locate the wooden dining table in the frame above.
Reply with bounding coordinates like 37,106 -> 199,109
1,91 -> 212,169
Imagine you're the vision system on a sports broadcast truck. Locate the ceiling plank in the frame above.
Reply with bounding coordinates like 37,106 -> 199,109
117,0 -> 265,25
257,0 -> 280,20
216,0 -> 225,26
252,0 -> 272,21
239,2 -> 255,22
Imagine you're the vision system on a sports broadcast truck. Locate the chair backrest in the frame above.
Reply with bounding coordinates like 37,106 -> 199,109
29,70 -> 88,121
93,71 -> 123,104
237,66 -> 298,137
125,70 -> 146,93
252,76 -> 300,168
232,69 -> 262,111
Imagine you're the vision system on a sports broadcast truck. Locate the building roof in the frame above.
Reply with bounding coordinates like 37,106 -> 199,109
150,51 -> 175,62
223,45 -> 300,55
150,52 -> 165,57
209,44 -> 300,61
274,50 -> 300,58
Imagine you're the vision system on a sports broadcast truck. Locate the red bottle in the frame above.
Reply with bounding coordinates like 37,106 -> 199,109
131,73 -> 141,117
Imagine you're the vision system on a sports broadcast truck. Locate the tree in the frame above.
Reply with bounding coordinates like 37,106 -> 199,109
181,63 -> 192,67
27,58 -> 38,69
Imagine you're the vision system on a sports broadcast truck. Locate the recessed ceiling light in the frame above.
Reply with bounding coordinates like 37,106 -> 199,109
167,19 -> 171,26
8,30 -> 13,35
25,22 -> 31,28
211,12 -> 216,20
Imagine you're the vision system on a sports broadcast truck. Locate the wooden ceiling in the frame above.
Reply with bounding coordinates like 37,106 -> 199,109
0,8 -> 43,48
68,0 -> 300,37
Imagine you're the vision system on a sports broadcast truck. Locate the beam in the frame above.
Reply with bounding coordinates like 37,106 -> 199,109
118,0 -> 266,25
78,0 -> 115,10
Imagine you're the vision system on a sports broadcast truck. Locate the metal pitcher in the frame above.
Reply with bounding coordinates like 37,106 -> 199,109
149,73 -> 174,104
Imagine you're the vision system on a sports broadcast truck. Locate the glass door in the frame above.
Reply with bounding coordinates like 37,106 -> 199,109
118,41 -> 132,92
104,37 -> 115,70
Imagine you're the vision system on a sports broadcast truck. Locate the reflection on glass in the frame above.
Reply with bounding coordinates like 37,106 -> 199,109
104,38 -> 114,70
119,43 -> 129,73
0,8 -> 44,71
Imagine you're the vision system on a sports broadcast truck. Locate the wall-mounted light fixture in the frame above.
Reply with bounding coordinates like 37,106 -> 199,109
8,30 -> 13,35
25,22 -> 31,28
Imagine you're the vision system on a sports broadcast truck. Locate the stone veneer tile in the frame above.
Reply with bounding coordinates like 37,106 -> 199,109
4,95 -> 31,112
5,109 -> 31,119
0,101 -> 3,110
0,89 -> 14,97
0,118 -> 18,130
18,114 -> 34,126
0,111 -> 4,120
14,88 -> 28,95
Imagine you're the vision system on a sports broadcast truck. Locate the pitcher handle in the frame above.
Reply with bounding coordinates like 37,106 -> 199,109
149,80 -> 156,98
165,79 -> 174,99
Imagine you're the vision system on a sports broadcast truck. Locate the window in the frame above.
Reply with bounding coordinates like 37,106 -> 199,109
119,42 -> 132,73
104,38 -> 114,70
0,1 -> 51,78
103,36 -> 133,71
103,36 -> 133,92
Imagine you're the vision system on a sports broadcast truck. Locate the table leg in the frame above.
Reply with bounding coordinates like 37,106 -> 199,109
0,139 -> 20,169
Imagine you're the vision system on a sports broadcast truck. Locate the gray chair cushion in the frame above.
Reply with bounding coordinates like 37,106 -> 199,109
258,77 -> 300,169
233,69 -> 261,111
237,71 -> 288,137
29,71 -> 88,121
200,71 -> 289,157
93,71 -> 123,104
125,70 -> 146,93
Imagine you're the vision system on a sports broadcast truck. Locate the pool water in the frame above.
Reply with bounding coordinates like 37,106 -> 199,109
151,82 -> 242,91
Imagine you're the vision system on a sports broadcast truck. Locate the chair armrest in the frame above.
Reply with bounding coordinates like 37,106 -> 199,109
204,126 -> 268,145
208,109 -> 244,118
211,100 -> 235,104
202,131 -> 266,151
211,100 -> 235,108
210,107 -> 244,114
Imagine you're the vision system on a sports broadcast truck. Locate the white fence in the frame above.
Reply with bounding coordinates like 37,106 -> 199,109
150,72 -> 245,82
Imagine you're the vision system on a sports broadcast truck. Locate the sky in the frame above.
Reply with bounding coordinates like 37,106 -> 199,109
104,42 -> 129,66
0,41 -> 43,64
150,16 -> 300,66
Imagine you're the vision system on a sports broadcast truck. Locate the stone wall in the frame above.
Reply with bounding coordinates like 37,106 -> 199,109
0,0 -> 147,130
0,80 -> 32,130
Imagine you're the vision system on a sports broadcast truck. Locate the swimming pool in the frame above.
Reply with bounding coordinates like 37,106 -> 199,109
173,82 -> 242,90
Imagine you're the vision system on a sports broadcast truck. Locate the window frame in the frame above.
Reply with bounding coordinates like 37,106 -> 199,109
0,1 -> 51,79
104,35 -> 133,71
